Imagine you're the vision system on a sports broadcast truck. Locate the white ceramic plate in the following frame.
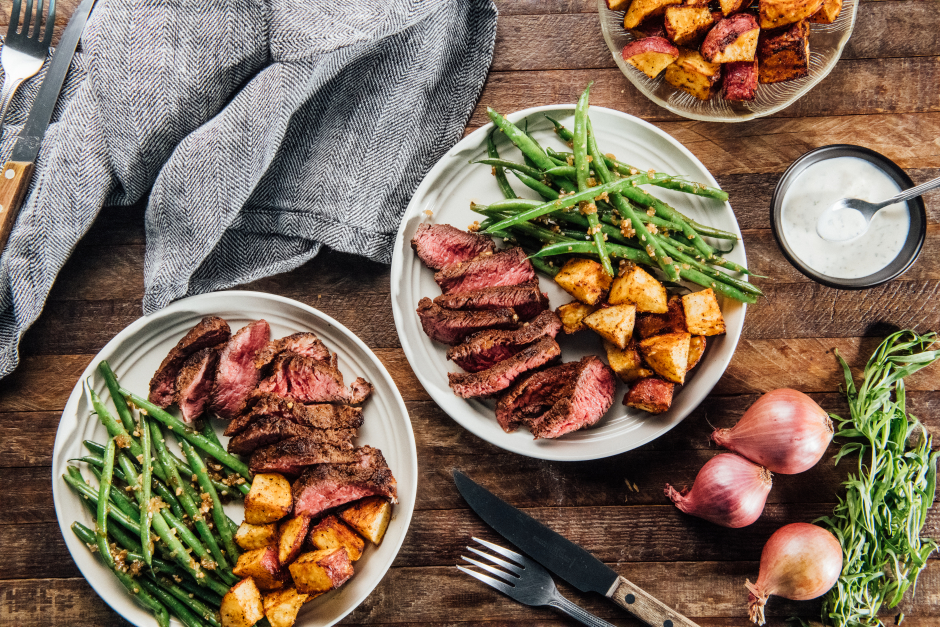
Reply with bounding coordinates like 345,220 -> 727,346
391,105 -> 746,461
52,291 -> 417,627
598,0 -> 859,122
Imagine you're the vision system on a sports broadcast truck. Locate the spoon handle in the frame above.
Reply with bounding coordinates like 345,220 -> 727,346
879,175 -> 940,208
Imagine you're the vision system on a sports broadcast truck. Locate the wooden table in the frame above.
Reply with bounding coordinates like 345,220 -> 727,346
2,1 -> 939,625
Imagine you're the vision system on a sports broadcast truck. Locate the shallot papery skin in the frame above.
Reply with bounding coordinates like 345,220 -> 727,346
664,453 -> 772,528
745,522 -> 842,626
712,388 -> 833,474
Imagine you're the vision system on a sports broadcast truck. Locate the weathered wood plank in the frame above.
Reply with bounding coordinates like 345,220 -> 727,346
0,467 -> 54,525
0,413 -> 61,467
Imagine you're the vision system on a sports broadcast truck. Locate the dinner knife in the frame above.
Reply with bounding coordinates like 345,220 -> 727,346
453,469 -> 700,627
0,0 -> 98,253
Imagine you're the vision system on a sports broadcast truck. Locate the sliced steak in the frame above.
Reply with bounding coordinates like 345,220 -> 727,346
497,356 -> 616,439
149,316 -> 231,408
411,223 -> 495,271
254,332 -> 334,372
446,310 -> 562,373
174,347 -> 221,423
433,282 -> 548,321
227,416 -> 357,455
448,336 -> 561,399
249,437 -> 364,474
225,391 -> 364,437
434,247 -> 536,294
210,320 -> 271,419
292,446 -> 398,518
416,297 -> 518,346
258,353 -> 373,405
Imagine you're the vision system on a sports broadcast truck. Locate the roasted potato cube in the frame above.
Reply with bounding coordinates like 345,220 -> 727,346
629,15 -> 668,39
222,577 -> 265,627
554,258 -> 612,305
687,335 -> 707,372
622,37 -> 680,78
557,301 -> 598,334
583,304 -> 637,350
759,0 -> 822,29
624,0 -> 683,29
681,288 -> 726,336
722,59 -> 759,101
607,0 -> 631,9
340,497 -> 393,545
245,473 -> 293,525
278,514 -> 312,566
664,48 -> 721,100
808,0 -> 841,23
309,515 -> 365,561
624,378 -> 676,414
718,0 -> 749,15
289,549 -> 354,594
639,332 -> 691,384
605,339 -> 655,383
758,20 -> 809,83
609,265 -> 668,313
663,6 -> 715,46
233,546 -> 285,591
701,14 -> 760,63
635,295 -> 688,338
262,587 -> 309,627
236,522 -> 279,551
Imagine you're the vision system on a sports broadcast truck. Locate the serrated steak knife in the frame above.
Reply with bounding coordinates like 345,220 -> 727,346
453,469 -> 700,627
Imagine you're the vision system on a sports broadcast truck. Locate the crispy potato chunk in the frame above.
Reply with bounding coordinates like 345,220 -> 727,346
639,332 -> 691,384
584,304 -> 637,350
622,37 -> 680,78
687,335 -> 707,372
233,546 -> 285,591
554,258 -> 612,305
289,549 -> 354,594
723,59 -> 758,101
557,301 -> 599,334
701,14 -> 760,63
262,587 -> 309,627
605,339 -> 655,383
624,378 -> 676,414
629,15 -> 668,39
607,0 -> 631,9
758,20 -> 810,83
309,515 -> 365,561
624,0 -> 683,29
340,497 -> 393,545
663,6 -> 715,46
682,288 -> 726,336
236,522 -> 279,551
759,0 -> 822,28
664,48 -> 721,100
808,0 -> 841,23
718,0 -> 748,15
245,473 -> 293,525
278,514 -> 312,566
636,295 -> 688,338
609,265 -> 668,313
222,577 -> 265,627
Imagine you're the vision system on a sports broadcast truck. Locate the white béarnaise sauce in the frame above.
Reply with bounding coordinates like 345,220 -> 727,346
780,156 -> 910,279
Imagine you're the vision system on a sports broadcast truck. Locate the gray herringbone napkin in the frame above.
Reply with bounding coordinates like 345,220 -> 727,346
0,0 -> 497,377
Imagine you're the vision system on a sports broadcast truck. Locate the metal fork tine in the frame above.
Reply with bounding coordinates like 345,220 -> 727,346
8,0 -> 23,37
22,0 -> 34,39
42,0 -> 56,45
472,537 -> 526,564
35,0 -> 46,38
461,555 -> 519,584
457,565 -> 515,596
468,546 -> 524,575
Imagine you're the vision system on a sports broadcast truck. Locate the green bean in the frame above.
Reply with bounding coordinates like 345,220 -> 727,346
181,440 -> 242,565
487,108 -> 577,194
473,158 -> 544,181
162,508 -> 237,585
177,577 -> 225,607
139,415 -> 154,566
572,84 -> 613,277
138,577 -> 208,627
511,171 -> 559,200
89,465 -> 142,523
148,575 -> 222,627
98,361 -> 137,433
87,383 -> 144,459
200,419 -> 250,497
658,238 -> 763,296
97,438 -> 118,567
80,451 -> 187,519
485,130 -> 517,200
63,472 -> 143,534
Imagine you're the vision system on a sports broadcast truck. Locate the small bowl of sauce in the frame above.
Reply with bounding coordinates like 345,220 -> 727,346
771,145 -> 927,289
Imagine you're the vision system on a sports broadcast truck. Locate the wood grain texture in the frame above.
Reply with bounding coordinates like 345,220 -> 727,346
0,161 -> 34,253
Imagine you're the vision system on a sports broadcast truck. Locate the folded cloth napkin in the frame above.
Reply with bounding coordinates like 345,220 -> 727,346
0,0 -> 497,377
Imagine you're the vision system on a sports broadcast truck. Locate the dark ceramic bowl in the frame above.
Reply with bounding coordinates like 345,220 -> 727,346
770,144 -> 927,289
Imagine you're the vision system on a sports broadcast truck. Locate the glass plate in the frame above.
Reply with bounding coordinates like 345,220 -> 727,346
598,0 -> 858,122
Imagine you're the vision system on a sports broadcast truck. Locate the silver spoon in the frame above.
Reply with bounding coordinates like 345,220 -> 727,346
816,175 -> 940,242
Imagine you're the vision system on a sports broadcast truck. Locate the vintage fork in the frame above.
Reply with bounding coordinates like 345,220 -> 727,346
1,0 -> 57,133
458,537 -> 618,627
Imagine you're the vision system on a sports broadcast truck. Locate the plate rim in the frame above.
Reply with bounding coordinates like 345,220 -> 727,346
51,290 -> 418,627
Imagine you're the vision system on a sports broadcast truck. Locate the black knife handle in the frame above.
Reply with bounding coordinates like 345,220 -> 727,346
611,576 -> 701,627
0,161 -> 34,254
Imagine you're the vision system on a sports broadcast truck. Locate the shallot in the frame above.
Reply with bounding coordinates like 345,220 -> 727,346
745,522 -> 842,625
664,453 -> 772,528
712,388 -> 833,474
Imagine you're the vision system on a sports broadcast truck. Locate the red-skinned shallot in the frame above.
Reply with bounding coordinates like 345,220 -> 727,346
712,388 -> 833,474
745,522 -> 842,625
664,453 -> 772,528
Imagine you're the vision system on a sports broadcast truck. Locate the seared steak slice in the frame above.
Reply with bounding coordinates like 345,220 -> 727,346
411,223 -> 495,271
497,356 -> 616,439
149,316 -> 231,408
249,437 -> 363,474
416,297 -> 518,346
225,391 -> 364,437
229,417 -> 357,455
447,310 -> 562,373
293,446 -> 398,518
174,347 -> 221,423
433,282 -> 548,321
434,247 -> 536,294
258,353 -> 373,405
254,332 -> 334,372
448,336 -> 561,399
210,320 -> 271,419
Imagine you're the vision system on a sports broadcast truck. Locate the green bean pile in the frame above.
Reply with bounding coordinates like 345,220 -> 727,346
63,360 -> 255,627
473,83 -> 764,304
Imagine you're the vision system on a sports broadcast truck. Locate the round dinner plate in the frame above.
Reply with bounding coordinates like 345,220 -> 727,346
390,105 -> 747,461
51,291 -> 418,627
